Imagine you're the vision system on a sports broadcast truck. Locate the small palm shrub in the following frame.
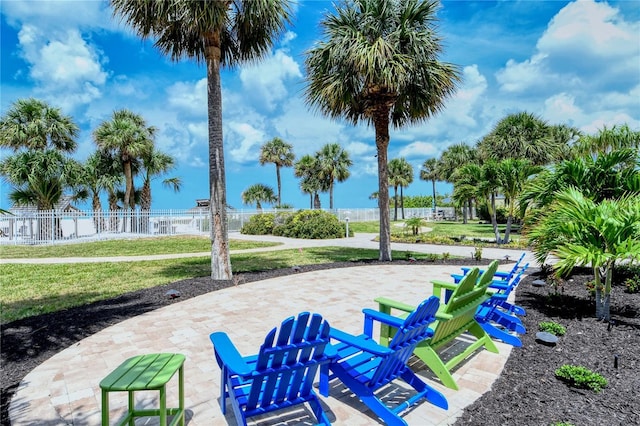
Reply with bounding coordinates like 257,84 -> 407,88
539,321 -> 566,336
473,247 -> 482,261
555,365 -> 607,392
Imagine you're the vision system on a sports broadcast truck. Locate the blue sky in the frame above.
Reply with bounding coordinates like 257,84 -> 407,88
1,0 -> 639,211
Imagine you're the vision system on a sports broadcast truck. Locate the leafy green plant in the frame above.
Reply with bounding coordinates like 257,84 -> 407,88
551,422 -> 575,426
404,217 -> 426,236
441,252 -> 450,260
555,365 -> 607,392
539,321 -> 566,336
624,275 -> 639,293
240,213 -> 275,235
424,253 -> 439,262
473,247 -> 482,261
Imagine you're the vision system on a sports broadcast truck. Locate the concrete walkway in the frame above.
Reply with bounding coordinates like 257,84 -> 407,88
7,233 -> 532,425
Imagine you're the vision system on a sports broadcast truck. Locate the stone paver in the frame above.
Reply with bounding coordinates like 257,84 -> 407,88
8,233 -> 531,425
9,264 -> 514,425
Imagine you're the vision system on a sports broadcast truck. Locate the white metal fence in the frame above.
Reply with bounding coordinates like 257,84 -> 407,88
0,207 -> 456,245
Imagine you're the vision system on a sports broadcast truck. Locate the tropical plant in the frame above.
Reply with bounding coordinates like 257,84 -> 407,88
388,157 -> 414,220
93,109 -> 155,214
555,365 -> 607,393
526,188 -> 640,320
305,0 -> 460,260
496,158 -> 540,243
111,0 -> 292,280
0,149 -> 84,238
538,321 -> 566,336
316,143 -> 352,210
438,143 -> 476,223
294,154 -> 326,209
81,151 -> 124,232
259,137 -> 294,206
571,124 -> 639,157
0,98 -> 78,152
241,183 -> 277,211
420,157 -> 441,215
139,147 -> 181,211
478,112 -> 563,166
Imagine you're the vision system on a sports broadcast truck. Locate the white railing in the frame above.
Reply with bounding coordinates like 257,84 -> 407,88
0,207 -> 456,245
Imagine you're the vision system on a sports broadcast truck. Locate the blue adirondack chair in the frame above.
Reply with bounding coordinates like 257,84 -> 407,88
456,252 -> 526,283
319,296 -> 447,426
210,312 -> 334,425
475,270 -> 527,347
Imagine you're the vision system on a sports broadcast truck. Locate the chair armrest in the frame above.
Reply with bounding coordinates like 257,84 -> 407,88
431,279 -> 458,299
374,297 -> 416,314
493,271 -> 511,279
362,308 -> 406,337
210,332 -> 252,376
329,328 -> 392,356
449,273 -> 465,284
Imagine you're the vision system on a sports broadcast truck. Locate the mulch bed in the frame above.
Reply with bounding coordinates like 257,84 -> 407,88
1,259 -> 639,425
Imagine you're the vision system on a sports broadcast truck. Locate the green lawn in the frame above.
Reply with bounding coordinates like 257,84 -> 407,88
0,236 -> 279,259
0,245 -> 445,323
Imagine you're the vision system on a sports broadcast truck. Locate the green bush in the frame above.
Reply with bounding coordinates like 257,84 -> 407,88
240,213 -> 275,235
539,321 -> 566,336
477,204 -> 511,224
555,365 -> 607,393
271,211 -> 295,236
279,210 -> 349,239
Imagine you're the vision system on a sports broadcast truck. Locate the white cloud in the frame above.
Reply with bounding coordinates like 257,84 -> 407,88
167,78 -> 208,117
2,0 -> 116,32
226,121 -> 267,163
542,93 -> 582,125
239,49 -> 302,112
496,53 -> 548,93
15,24 -> 108,111
345,141 -> 374,157
397,141 -> 438,159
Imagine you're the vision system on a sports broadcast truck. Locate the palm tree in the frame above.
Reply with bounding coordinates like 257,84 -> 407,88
111,0 -> 292,280
526,188 -> 640,321
316,143 -> 352,210
241,183 -> 277,211
259,137 -> 294,206
478,112 -> 561,166
305,0 -> 460,261
571,124 -> 639,158
139,148 -> 182,211
0,98 -> 78,152
388,158 -> 413,220
420,158 -> 440,217
496,158 -> 540,244
439,143 -> 476,223
81,151 -> 124,232
93,110 -> 154,215
294,154 -> 324,209
0,149 -> 84,238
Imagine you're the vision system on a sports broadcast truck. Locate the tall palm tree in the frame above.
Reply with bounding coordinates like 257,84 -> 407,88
139,148 -> 182,211
453,161 -> 500,241
572,124 -> 639,158
305,0 -> 460,261
388,157 -> 413,220
526,188 -> 640,321
81,151 -> 124,232
241,183 -> 277,211
259,137 -> 294,206
294,154 -> 324,209
439,143 -> 476,223
478,112 -> 561,166
111,0 -> 292,280
0,98 -> 78,152
420,157 -> 440,217
316,143 -> 352,210
496,158 -> 540,244
93,109 -> 154,214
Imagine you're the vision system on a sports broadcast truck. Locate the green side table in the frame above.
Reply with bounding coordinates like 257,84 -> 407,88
100,353 -> 185,426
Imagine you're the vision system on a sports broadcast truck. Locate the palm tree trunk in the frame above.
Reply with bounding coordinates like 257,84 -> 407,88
205,31 -> 232,281
329,181 -> 334,210
276,165 -> 282,206
123,159 -> 133,232
431,179 -> 437,219
490,193 -> 501,243
373,107 -> 392,261
92,194 -> 105,232
314,193 -> 321,209
393,186 -> 398,221
400,185 -> 405,219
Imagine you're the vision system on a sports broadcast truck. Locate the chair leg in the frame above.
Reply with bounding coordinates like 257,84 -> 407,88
480,322 -> 522,347
413,343 -> 459,391
399,368 -> 448,409
467,323 -> 500,354
308,395 -> 331,426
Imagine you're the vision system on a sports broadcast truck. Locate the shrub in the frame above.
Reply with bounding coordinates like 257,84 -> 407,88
240,213 -> 275,235
473,247 -> 482,261
424,253 -> 439,262
624,275 -> 639,293
539,321 -> 566,336
279,210 -> 349,239
271,211 -> 295,236
441,252 -> 450,260
555,365 -> 607,393
551,422 -> 575,426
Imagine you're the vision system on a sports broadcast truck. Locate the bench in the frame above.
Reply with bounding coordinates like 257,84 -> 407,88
100,353 -> 185,426
375,267 -> 499,390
